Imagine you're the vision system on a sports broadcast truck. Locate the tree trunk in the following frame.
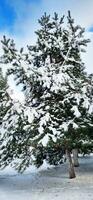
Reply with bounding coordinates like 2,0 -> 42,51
66,149 -> 76,179
72,148 -> 79,167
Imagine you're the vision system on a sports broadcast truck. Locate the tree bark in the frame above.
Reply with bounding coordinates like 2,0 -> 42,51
72,148 -> 79,167
66,149 -> 76,179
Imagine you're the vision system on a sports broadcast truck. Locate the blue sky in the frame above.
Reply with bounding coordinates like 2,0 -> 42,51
0,0 -> 93,34
0,0 -> 16,31
89,27 -> 93,32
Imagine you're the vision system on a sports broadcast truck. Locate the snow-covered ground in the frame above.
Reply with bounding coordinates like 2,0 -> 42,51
0,155 -> 93,200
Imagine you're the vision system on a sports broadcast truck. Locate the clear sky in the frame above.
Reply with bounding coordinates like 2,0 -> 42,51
0,0 -> 93,72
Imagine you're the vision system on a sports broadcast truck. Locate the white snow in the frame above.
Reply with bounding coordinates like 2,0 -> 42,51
40,134 -> 49,146
0,155 -> 93,200
71,105 -> 81,117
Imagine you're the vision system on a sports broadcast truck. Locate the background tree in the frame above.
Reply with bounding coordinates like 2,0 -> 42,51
0,68 -> 33,172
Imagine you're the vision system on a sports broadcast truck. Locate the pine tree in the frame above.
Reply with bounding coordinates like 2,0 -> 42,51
25,12 -> 91,177
0,68 -> 33,172
0,11 -> 93,178
0,68 -> 14,168
0,68 -> 10,124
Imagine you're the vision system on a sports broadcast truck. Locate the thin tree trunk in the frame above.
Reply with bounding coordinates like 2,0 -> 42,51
72,148 -> 79,167
66,149 -> 76,179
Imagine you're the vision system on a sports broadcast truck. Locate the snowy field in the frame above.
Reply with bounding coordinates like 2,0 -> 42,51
0,155 -> 93,200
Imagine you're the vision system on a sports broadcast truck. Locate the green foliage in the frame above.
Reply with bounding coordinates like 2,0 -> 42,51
46,139 -> 64,165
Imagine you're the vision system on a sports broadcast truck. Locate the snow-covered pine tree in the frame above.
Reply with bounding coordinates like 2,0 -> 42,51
0,68 -> 14,168
0,103 -> 31,172
0,68 -> 9,125
0,68 -> 33,172
77,73 -> 93,156
25,11 -> 91,178
0,11 -> 92,178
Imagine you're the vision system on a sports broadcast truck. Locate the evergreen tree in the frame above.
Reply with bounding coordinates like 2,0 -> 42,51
0,11 -> 93,178
0,68 -> 33,172
25,12 -> 91,177
0,68 -> 14,168
0,68 -> 10,125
